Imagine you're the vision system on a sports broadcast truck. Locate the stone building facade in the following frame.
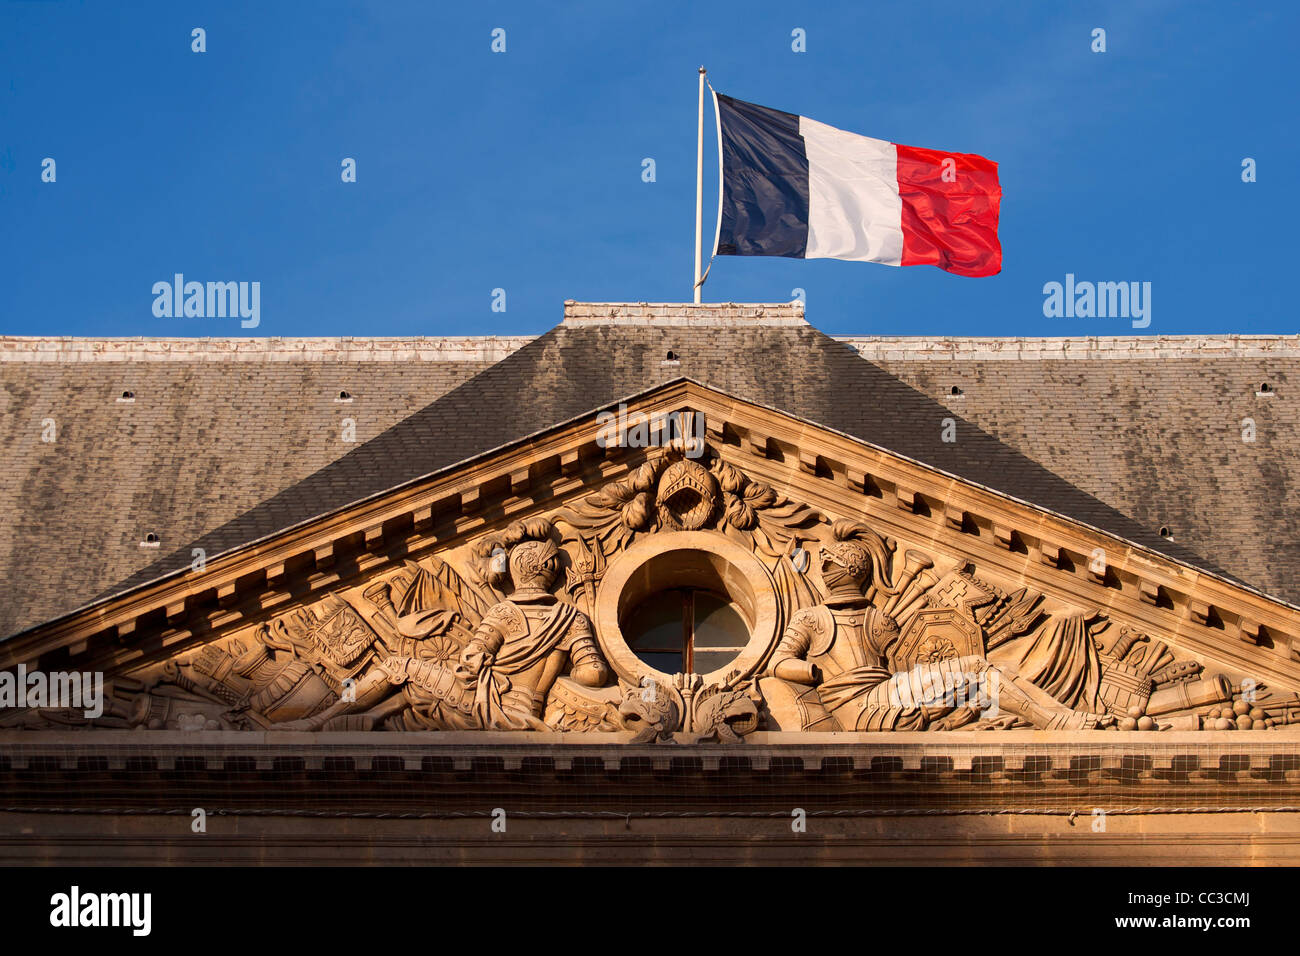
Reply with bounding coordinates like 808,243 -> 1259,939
2,302 -> 1299,864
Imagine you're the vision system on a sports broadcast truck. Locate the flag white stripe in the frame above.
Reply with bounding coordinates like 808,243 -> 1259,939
799,116 -> 903,265
710,86 -> 725,258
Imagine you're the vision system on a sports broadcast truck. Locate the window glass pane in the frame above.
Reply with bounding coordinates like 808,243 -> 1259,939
624,593 -> 683,651
692,651 -> 740,673
624,592 -> 685,672
637,651 -> 685,673
692,592 -> 749,649
624,589 -> 751,675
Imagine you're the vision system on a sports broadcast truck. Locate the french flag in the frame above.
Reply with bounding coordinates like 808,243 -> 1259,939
712,94 -> 1002,277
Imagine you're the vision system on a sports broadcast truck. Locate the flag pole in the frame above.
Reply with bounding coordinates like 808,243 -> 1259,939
693,65 -> 706,304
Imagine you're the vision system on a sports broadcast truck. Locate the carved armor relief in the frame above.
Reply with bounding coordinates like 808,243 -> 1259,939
6,426 -> 1295,740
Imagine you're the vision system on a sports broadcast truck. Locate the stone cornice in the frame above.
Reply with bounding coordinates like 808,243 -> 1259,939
561,301 -> 808,326
7,329 -> 1295,361
3,729 -> 1299,784
6,380 -> 1299,696
843,333 -> 1300,361
0,335 -> 533,363
701,399 -> 1300,688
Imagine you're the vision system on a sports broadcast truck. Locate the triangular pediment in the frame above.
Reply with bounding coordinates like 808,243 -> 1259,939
6,380 -> 1300,738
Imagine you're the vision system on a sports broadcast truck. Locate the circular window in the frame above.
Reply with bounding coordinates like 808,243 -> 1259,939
623,588 -> 750,675
594,531 -> 780,685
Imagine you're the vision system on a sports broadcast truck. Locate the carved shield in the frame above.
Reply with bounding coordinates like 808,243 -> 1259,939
309,601 -> 376,668
890,606 -> 984,672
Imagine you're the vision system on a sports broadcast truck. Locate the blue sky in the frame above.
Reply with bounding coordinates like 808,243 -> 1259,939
1,0 -> 1295,338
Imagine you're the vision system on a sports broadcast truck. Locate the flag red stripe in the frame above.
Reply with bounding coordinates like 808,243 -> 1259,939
895,143 -> 1002,277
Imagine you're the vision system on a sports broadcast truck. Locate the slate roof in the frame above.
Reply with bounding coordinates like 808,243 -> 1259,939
0,337 -> 524,637
2,306 -> 1297,638
861,339 -> 1299,616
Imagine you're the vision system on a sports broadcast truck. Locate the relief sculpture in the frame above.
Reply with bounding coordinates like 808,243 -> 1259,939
5,432 -> 1293,737
759,520 -> 1114,731
277,519 -> 611,732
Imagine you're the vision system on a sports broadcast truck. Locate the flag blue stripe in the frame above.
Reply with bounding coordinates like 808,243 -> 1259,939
715,95 -> 810,258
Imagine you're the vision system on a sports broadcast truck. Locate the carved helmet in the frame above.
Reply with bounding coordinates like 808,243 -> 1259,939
508,537 -> 560,589
821,519 -> 894,592
487,517 -> 561,593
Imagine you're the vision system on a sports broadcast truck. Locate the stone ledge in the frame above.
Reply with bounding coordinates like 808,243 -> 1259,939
2,729 -> 1298,775
562,301 -> 807,326
844,333 -> 1300,361
0,335 -> 535,363
4,812 -> 1296,866
5,328 -> 1294,361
